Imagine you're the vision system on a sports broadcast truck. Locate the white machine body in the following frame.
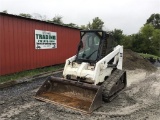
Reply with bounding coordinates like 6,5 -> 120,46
63,45 -> 123,85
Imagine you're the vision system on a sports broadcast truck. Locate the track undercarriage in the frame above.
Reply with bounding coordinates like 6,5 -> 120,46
102,69 -> 127,102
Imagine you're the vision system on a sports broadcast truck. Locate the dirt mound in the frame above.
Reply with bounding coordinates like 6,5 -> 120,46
123,49 -> 157,71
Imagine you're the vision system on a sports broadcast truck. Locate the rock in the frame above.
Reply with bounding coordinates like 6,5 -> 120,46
0,101 -> 5,105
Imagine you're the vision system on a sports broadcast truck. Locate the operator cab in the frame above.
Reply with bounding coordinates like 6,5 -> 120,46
76,30 -> 114,63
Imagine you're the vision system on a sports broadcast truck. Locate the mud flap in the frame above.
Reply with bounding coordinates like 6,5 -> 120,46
35,76 -> 102,113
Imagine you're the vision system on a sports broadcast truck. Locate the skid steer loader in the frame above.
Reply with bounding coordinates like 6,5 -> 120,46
35,30 -> 127,113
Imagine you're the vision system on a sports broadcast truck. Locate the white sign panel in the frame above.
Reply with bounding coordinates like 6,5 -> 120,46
35,30 -> 57,49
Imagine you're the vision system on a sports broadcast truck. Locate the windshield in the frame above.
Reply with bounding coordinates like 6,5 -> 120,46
77,32 -> 100,61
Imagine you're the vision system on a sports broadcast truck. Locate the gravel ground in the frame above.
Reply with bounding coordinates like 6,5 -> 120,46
0,68 -> 160,120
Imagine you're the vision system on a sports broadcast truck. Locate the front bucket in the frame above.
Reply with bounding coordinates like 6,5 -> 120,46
35,76 -> 102,113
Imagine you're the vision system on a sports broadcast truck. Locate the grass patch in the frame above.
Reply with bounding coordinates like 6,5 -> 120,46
0,64 -> 64,83
139,53 -> 160,60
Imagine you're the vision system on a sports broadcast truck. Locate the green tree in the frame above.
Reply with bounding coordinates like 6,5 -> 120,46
51,15 -> 63,25
2,10 -> 7,13
80,25 -> 87,30
92,17 -> 104,29
130,34 -> 143,52
32,13 -> 47,21
82,17 -> 104,30
140,24 -> 154,37
19,13 -> 32,18
80,17 -> 104,30
65,23 -> 78,28
138,24 -> 160,56
152,29 -> 160,56
145,13 -> 160,29
112,29 -> 124,45
139,24 -> 154,53
121,35 -> 133,49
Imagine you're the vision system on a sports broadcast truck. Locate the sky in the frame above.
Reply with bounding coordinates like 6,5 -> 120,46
0,0 -> 160,35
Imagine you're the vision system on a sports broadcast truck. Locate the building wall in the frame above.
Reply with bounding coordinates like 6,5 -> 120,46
0,13 -> 80,75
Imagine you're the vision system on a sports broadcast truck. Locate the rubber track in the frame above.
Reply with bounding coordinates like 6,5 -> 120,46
102,69 -> 126,101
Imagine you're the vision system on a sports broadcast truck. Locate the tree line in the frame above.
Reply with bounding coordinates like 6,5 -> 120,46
113,13 -> 160,57
2,10 -> 160,56
2,10 -> 103,29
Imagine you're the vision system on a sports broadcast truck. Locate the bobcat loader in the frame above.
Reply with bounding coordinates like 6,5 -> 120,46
35,30 -> 127,113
